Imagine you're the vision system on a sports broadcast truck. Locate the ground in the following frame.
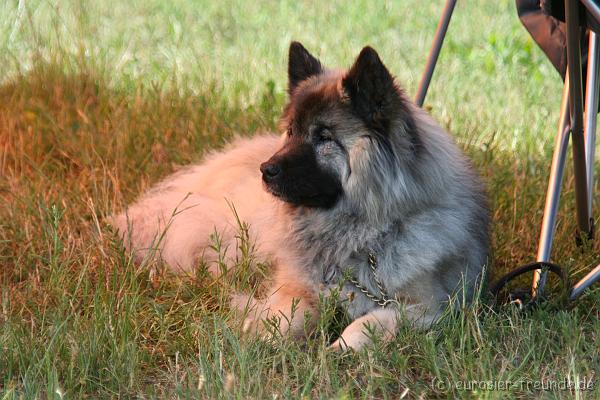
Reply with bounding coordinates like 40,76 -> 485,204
1,0 -> 599,398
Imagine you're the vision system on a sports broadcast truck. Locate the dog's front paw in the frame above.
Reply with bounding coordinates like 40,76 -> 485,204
329,308 -> 399,352
328,330 -> 370,352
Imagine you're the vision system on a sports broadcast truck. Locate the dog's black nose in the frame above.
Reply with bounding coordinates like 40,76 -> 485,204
260,162 -> 281,180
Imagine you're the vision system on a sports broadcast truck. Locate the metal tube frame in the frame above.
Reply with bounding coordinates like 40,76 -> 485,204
415,0 -> 457,107
570,30 -> 600,300
582,0 -> 600,25
565,0 -> 592,237
532,1 -> 600,299
584,32 -> 599,223
532,80 -> 571,296
416,0 -> 600,300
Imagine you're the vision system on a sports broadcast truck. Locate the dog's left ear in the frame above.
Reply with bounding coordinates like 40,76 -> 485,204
288,42 -> 323,94
342,46 -> 400,134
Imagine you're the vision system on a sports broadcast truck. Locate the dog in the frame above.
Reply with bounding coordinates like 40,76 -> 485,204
109,42 -> 490,350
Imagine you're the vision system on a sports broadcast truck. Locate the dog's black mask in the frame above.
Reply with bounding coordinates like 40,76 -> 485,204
260,136 -> 342,209
260,42 -> 345,209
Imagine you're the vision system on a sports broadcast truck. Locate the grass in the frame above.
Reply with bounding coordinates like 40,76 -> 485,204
1,0 -> 599,398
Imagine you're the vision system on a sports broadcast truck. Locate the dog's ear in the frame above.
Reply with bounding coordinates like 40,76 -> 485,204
342,46 -> 400,134
288,42 -> 322,94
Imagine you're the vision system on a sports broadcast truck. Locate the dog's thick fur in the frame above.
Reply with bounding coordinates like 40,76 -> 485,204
109,43 -> 490,350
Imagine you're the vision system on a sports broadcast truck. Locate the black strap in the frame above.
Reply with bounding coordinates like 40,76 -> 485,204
489,261 -> 570,308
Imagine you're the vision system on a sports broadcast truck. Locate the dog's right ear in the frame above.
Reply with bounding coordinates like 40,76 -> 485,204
288,42 -> 322,94
342,46 -> 400,135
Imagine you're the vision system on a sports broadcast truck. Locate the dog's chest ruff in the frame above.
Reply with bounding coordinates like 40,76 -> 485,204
289,213 -> 402,294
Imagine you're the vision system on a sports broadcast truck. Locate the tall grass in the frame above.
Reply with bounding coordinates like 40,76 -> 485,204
1,0 -> 599,398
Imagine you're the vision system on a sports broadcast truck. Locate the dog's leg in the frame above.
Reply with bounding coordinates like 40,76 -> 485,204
330,307 -> 399,351
232,266 -> 318,339
330,302 -> 439,351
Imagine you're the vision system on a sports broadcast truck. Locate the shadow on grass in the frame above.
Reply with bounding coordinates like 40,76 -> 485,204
1,62 -> 599,398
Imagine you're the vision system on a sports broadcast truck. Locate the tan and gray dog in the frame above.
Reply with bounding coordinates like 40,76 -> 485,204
110,42 -> 490,350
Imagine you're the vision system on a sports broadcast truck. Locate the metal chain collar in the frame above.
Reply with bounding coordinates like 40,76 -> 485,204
348,251 -> 398,308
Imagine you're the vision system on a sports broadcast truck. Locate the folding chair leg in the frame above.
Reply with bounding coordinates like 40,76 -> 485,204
534,3 -> 598,298
569,31 -> 600,301
570,263 -> 600,299
415,0 -> 457,107
532,80 -> 571,297
584,31 -> 599,221
565,0 -> 592,238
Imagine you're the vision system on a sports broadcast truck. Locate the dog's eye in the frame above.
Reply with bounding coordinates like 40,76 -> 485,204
315,126 -> 334,142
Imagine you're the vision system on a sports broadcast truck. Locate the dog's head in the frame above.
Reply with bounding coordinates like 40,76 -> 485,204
261,42 -> 419,210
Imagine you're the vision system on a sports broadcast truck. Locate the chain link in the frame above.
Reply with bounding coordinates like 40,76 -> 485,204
348,252 -> 397,308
